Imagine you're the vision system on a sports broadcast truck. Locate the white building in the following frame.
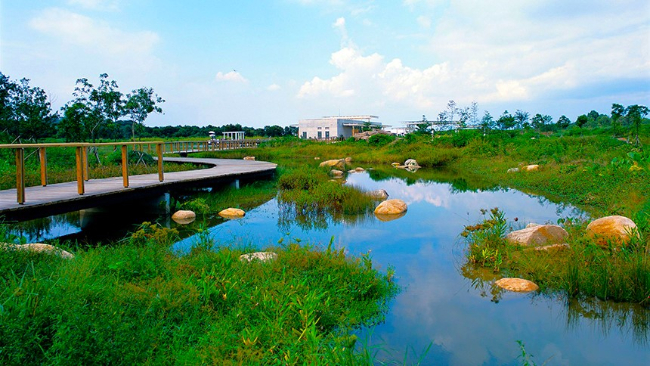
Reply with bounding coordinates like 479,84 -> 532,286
298,115 -> 381,140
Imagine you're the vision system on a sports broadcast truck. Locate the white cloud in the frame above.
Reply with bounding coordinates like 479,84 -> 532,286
215,71 -> 248,83
29,8 -> 159,58
66,0 -> 121,11
298,0 -> 650,115
297,46 -> 383,98
267,83 -> 281,91
416,15 -> 431,29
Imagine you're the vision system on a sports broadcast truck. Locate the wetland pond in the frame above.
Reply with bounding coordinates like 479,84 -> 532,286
11,168 -> 650,365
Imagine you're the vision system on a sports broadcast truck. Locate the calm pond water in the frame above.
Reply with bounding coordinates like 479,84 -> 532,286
10,169 -> 650,365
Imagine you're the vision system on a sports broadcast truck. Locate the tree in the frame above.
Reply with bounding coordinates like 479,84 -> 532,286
59,102 -> 89,142
0,73 -> 17,139
514,110 -> 529,129
611,103 -> 625,136
416,115 -> 431,135
458,107 -> 470,129
575,114 -> 588,129
15,79 -> 57,142
0,74 -> 56,142
283,125 -> 298,136
263,125 -> 284,137
625,104 -> 649,147
531,113 -> 552,131
124,87 -> 164,140
73,73 -> 124,142
470,101 -> 479,126
438,111 -> 448,132
480,111 -> 494,135
556,115 -> 571,129
446,100 -> 457,129
496,110 -> 515,130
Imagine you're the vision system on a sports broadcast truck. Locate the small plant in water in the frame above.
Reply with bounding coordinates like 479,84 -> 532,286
463,208 -> 507,271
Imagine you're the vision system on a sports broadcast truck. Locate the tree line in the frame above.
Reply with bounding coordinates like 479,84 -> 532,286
1,72 -> 646,144
416,100 -> 648,143
0,72 -> 297,143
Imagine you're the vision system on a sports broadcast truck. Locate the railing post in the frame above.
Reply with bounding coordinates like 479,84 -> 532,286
156,143 -> 164,182
16,148 -> 25,204
121,144 -> 129,188
39,147 -> 47,186
75,146 -> 85,195
82,146 -> 89,181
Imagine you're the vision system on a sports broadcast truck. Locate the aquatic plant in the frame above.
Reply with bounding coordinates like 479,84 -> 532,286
461,209 -> 650,304
0,226 -> 398,364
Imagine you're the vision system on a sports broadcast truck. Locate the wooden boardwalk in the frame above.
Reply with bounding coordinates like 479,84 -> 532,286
0,158 -> 276,220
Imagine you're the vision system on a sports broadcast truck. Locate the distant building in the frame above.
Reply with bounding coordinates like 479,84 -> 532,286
298,115 -> 382,140
386,126 -> 408,136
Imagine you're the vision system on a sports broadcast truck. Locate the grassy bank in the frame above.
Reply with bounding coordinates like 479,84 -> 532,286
195,128 -> 650,305
461,208 -> 650,304
196,128 -> 650,218
0,225 -> 398,364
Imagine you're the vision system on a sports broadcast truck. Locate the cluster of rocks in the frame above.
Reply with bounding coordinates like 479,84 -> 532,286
239,251 -> 277,262
505,215 -> 638,249
507,164 -> 539,173
319,157 -> 352,169
353,130 -> 393,141
171,207 -> 246,225
392,159 -> 421,172
495,214 -> 640,293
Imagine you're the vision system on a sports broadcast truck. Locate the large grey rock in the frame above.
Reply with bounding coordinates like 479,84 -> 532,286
506,224 -> 568,246
367,189 -> 389,200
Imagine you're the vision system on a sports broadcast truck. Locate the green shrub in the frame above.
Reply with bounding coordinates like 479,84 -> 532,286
107,149 -> 154,166
368,134 -> 396,147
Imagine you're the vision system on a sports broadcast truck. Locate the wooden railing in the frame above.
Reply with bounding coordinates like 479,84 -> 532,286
0,142 -> 164,204
162,139 -> 264,154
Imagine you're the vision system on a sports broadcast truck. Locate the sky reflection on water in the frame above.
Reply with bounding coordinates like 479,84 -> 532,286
11,170 -> 650,365
174,171 -> 649,365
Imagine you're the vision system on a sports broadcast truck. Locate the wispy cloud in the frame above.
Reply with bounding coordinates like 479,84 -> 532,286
298,0 -> 650,114
29,8 -> 159,57
215,71 -> 248,83
66,0 -> 121,11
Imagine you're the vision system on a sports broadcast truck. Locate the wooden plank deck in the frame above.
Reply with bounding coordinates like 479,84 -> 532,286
0,158 -> 276,220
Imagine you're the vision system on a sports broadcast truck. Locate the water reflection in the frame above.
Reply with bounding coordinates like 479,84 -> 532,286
6,168 -> 650,364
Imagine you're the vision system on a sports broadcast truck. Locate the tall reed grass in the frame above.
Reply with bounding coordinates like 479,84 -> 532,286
0,224 -> 399,364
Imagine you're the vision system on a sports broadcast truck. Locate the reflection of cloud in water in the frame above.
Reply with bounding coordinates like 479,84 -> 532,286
347,173 -> 581,226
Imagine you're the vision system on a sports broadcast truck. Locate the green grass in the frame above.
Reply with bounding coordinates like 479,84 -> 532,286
276,167 -> 379,230
461,208 -> 650,304
0,225 -> 398,364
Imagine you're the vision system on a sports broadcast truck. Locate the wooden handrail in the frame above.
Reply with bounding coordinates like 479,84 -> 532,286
0,141 -> 165,204
161,139 -> 266,155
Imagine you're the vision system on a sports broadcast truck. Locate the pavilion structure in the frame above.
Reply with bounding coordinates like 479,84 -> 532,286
222,131 -> 245,140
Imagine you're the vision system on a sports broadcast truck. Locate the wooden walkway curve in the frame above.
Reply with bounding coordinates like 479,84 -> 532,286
0,158 -> 276,220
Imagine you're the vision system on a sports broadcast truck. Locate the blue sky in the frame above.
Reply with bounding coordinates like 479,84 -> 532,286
1,0 -> 649,128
